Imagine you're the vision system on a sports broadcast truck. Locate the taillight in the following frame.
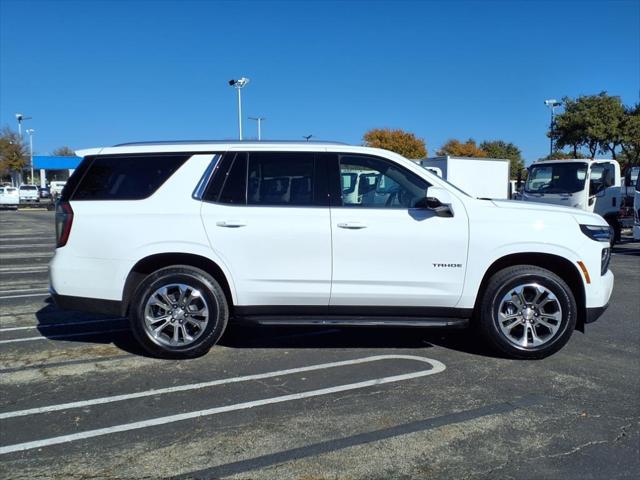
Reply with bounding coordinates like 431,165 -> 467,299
55,201 -> 74,248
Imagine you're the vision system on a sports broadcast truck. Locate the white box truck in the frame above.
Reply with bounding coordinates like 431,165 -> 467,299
418,156 -> 511,199
521,158 -> 623,242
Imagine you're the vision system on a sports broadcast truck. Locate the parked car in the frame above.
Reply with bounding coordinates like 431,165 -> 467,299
0,186 -> 20,209
49,181 -> 67,196
18,184 -> 40,204
39,186 -> 51,199
50,141 -> 614,360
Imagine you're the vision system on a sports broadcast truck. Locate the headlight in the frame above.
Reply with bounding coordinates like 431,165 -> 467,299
580,224 -> 613,243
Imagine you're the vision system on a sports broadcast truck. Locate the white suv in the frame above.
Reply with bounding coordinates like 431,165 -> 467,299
50,141 -> 614,359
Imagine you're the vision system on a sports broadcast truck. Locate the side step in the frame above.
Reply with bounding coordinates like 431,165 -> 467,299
236,316 -> 469,328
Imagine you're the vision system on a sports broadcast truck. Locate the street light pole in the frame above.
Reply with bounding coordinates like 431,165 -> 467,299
15,113 -> 32,139
228,78 -> 250,140
26,128 -> 35,184
544,99 -> 562,156
248,116 -> 265,140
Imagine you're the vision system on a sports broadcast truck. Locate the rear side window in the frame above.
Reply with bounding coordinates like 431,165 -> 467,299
248,152 -> 315,206
70,154 -> 190,200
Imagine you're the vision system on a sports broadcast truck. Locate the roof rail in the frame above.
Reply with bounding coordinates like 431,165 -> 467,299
113,140 -> 350,147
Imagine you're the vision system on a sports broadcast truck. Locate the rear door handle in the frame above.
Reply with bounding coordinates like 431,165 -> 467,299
337,222 -> 367,229
216,220 -> 247,228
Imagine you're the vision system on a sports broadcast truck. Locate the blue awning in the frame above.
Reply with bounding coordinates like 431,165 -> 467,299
32,156 -> 82,170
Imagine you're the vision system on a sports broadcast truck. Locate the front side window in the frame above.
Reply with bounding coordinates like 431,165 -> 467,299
590,163 -> 615,194
338,155 -> 430,208
247,152 -> 315,206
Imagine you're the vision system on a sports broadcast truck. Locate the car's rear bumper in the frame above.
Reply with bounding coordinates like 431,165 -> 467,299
50,291 -> 124,317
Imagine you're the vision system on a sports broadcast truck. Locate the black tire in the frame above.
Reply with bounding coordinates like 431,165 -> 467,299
478,265 -> 577,359
130,265 -> 228,358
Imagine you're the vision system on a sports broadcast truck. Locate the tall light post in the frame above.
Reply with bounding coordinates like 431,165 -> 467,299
248,116 -> 265,140
228,77 -> 250,140
26,128 -> 35,184
15,113 -> 32,139
544,99 -> 562,156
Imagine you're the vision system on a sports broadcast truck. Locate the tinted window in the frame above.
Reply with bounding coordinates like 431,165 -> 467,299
218,153 -> 247,204
247,152 -> 315,206
338,155 -> 430,208
202,152 -> 235,202
71,154 -> 190,201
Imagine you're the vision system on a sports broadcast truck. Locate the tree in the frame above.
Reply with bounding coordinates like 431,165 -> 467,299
479,140 -> 525,178
538,150 -> 585,161
363,128 -> 427,159
52,146 -> 76,156
618,104 -> 640,164
552,92 -> 625,159
436,139 -> 486,157
0,127 -> 27,179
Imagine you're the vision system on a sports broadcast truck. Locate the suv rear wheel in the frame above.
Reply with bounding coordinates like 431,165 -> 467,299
478,265 -> 577,359
130,265 -> 228,358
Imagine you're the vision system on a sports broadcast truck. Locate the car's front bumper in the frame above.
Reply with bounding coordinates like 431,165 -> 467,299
585,303 -> 609,324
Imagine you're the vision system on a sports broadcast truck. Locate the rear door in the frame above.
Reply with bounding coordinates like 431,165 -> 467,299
200,151 -> 332,309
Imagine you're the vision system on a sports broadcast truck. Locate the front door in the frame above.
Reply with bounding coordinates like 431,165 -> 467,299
328,153 -> 469,310
200,151 -> 332,308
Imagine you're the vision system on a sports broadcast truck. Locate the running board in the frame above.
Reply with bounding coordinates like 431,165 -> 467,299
237,316 -> 469,328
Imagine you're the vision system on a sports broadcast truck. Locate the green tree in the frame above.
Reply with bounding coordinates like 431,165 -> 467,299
0,127 -> 27,179
618,104 -> 640,164
552,92 -> 626,159
52,146 -> 76,156
363,128 -> 427,159
436,138 -> 486,157
538,151 -> 585,161
479,140 -> 525,178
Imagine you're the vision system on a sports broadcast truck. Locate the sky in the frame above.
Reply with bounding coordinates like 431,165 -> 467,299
1,0 -> 638,164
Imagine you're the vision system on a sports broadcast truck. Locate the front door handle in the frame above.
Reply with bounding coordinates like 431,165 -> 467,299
337,222 -> 367,229
216,220 -> 247,228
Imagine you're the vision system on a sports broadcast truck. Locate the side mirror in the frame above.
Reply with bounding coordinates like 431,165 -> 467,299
414,187 -> 454,217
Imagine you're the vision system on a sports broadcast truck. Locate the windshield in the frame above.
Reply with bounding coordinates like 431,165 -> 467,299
525,163 -> 588,194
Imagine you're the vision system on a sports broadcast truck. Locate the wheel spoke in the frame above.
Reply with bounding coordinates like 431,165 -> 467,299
531,285 -> 545,306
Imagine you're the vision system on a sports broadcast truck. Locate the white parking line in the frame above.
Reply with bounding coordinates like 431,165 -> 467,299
0,287 -> 49,294
0,328 -> 129,345
0,253 -> 53,259
0,317 -> 125,333
0,243 -> 54,249
0,267 -> 48,273
0,292 -> 50,300
0,355 -> 445,454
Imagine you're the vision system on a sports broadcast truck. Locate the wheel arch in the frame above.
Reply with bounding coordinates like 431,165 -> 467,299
473,252 -> 587,331
121,253 -> 236,317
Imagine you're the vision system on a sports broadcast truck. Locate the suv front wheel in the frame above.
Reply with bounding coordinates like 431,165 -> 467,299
130,265 -> 228,358
478,265 -> 577,359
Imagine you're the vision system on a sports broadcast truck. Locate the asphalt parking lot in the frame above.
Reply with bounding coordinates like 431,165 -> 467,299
1,209 -> 638,480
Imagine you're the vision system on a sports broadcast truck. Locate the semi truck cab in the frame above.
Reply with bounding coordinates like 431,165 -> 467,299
522,159 -> 622,241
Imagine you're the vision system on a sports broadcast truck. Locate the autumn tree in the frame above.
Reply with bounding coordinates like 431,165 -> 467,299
479,140 -> 525,178
0,127 -> 27,179
363,128 -> 427,159
52,146 -> 77,156
437,139 -> 486,157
